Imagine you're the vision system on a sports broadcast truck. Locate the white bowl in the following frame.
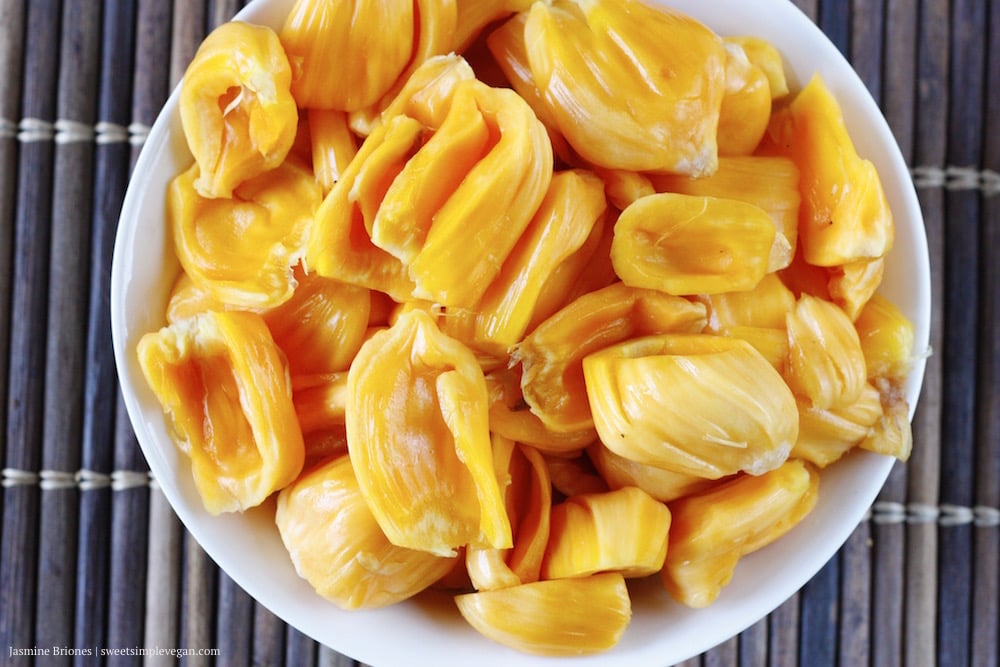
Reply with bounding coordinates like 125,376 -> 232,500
111,0 -> 930,664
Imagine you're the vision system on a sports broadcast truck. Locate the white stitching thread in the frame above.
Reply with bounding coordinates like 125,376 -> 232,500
2,468 -> 154,490
868,500 -> 1000,527
911,165 -> 1000,196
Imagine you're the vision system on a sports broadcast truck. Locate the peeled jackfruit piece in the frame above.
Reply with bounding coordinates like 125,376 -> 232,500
611,192 -> 776,296
308,109 -> 358,194
717,41 -> 772,156
346,309 -> 511,556
717,325 -> 789,372
860,378 -> 913,461
764,74 -> 893,266
262,267 -> 371,376
652,156 -> 800,272
291,371 -> 348,436
489,0 -> 726,175
169,158 -> 318,309
701,273 -> 797,332
662,459 -> 819,608
544,452 -> 609,498
179,21 -> 297,199
279,0 -> 456,112
276,455 -> 456,609
726,36 -> 789,98
785,294 -> 867,410
455,572 -> 631,656
165,272 -> 231,324
453,0 -> 532,52
516,282 -> 708,433
542,486 -> 671,580
792,382 -> 882,467
584,334 -> 797,479
587,443 -> 716,503
136,311 -> 304,514
854,293 -> 916,381
828,256 -> 886,322
470,169 -> 607,352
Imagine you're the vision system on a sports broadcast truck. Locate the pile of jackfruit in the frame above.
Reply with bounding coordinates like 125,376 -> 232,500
136,0 -> 916,656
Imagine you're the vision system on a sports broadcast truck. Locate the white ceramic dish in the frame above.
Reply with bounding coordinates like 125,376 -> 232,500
110,0 -> 931,664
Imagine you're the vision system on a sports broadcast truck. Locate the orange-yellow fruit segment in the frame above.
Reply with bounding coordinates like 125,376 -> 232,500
718,325 -> 789,372
587,443 -> 716,503
263,268 -> 371,376
584,334 -> 797,479
491,0 -> 726,175
169,158 -> 318,309
792,382 -> 882,467
764,74 -> 893,266
726,36 -> 789,98
652,156 -> 800,272
455,573 -> 631,656
346,309 -> 511,556
662,459 -> 818,608
179,21 -> 297,199
542,486 -> 671,579
308,109 -> 358,194
165,272 -> 231,324
276,455 -> 456,609
717,41 -> 772,156
291,372 -> 349,436
136,311 -> 305,514
860,379 -> 913,461
470,169 -> 607,351
854,293 -> 916,381
516,282 -> 708,433
701,273 -> 797,331
544,452 -> 608,498
828,256 -> 886,321
612,193 -> 776,296
785,294 -> 867,410
453,0 -> 532,52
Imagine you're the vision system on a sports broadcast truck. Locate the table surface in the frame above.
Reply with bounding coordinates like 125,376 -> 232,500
0,0 -> 997,666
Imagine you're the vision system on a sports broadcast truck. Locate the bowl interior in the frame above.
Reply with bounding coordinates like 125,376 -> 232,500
110,0 -> 931,665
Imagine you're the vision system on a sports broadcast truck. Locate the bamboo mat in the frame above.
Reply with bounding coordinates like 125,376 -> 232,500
0,0 -> 996,665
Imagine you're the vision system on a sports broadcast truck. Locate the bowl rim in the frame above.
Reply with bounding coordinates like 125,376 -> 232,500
110,0 -> 931,664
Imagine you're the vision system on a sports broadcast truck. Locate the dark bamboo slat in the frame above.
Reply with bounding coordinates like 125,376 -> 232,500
216,573 -> 255,666
0,0 -> 25,471
704,635 -> 738,667
254,603 -> 288,665
35,0 -> 102,658
286,626 -> 319,667
768,595 -> 799,667
180,534 -> 218,667
1,0 -> 62,660
75,0 -> 136,657
737,618 -> 767,667
937,1 -> 986,664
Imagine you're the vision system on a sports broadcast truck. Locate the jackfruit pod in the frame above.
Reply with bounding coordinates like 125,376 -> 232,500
485,367 -> 597,454
854,293 -> 916,381
280,0 -> 456,111
491,0 -> 726,175
544,452 -> 608,498
726,36 -> 789,98
169,158 -> 318,309
792,382 -> 882,467
454,572 -> 631,656
179,21 -> 297,199
302,428 -> 349,466
263,268 -> 371,375
612,193 -> 776,295
700,273 -> 797,332
470,170 -> 606,351
717,41 -> 771,156
292,372 -> 348,435
785,294 -> 867,410
662,459 -> 818,607
543,487 -> 671,579
276,455 -> 456,609
828,256 -> 886,321
306,115 -> 420,301
373,53 -> 477,131
584,334 -> 797,479
526,210 -> 610,333
594,168 -> 656,211
136,311 -> 305,514
516,282 -> 708,433
763,74 -> 893,266
587,443 -> 716,503
453,0 -> 533,52
385,80 -> 554,307
651,156 -> 800,272
346,309 -> 511,556
859,377 -> 913,461
308,109 -> 358,194
717,326 -> 789,372
486,11 -> 560,133
467,441 -> 552,589
779,243 -> 833,300
165,272 -> 232,324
